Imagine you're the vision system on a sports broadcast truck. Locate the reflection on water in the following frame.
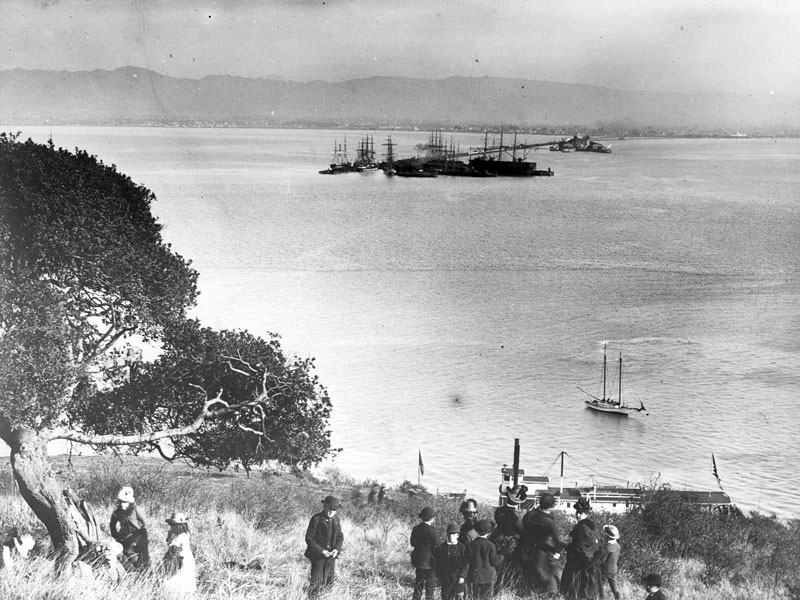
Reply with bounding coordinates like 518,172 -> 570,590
9,126 -> 800,518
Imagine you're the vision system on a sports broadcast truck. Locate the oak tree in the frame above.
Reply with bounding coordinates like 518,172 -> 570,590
0,134 -> 334,563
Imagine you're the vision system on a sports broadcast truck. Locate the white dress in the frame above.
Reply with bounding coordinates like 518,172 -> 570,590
163,532 -> 197,597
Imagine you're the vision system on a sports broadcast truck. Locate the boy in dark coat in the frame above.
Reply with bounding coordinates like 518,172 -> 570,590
437,523 -> 469,600
467,519 -> 503,600
410,506 -> 440,600
304,495 -> 344,597
644,573 -> 667,600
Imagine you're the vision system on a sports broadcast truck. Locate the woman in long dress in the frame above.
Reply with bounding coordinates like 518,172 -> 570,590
163,512 -> 197,598
560,497 -> 602,600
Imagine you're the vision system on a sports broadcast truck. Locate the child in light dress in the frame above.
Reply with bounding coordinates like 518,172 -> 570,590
163,512 -> 197,597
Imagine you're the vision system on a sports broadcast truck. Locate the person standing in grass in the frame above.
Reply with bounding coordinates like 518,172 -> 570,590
458,498 -> 479,545
162,512 -> 196,598
410,506 -> 439,600
437,523 -> 468,600
518,492 -> 562,597
109,486 -> 150,572
601,525 -> 622,600
643,573 -> 667,600
489,487 -> 524,596
467,519 -> 503,600
304,495 -> 344,597
560,497 -> 601,600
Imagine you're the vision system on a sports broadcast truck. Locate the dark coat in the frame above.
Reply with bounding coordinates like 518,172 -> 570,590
646,591 -> 667,600
410,522 -> 440,569
603,541 -> 620,575
459,520 -> 478,545
304,511 -> 344,560
467,536 -> 503,584
109,506 -> 147,545
561,519 -> 602,600
519,508 -> 562,592
566,519 -> 598,567
436,541 -> 469,582
520,508 -> 562,555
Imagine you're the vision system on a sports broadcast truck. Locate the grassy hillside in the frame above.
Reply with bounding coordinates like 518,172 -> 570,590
0,455 -> 797,599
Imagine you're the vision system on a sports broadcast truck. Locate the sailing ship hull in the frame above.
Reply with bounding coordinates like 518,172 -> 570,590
585,400 -> 633,415
468,157 -> 553,177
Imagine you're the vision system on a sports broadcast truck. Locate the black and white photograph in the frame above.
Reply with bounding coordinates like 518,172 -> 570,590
1,1 -> 799,598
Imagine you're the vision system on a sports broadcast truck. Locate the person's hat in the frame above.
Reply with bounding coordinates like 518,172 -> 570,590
116,486 -> 135,503
106,540 -> 123,557
459,499 -> 478,514
446,523 -> 459,535
539,493 -> 556,510
504,484 -> 528,505
322,495 -> 341,510
644,573 -> 662,587
165,512 -> 189,525
418,506 -> 436,521
474,519 -> 495,536
603,524 -> 620,540
574,497 -> 591,513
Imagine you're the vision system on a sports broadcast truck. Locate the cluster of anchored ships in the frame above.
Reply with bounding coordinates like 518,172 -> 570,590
498,441 -> 733,515
320,130 -> 555,178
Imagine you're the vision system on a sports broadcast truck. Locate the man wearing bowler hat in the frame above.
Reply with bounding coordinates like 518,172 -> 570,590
410,506 -> 440,600
304,495 -> 344,597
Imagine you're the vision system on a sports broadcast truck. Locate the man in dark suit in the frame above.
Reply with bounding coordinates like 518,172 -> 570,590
304,495 -> 344,597
410,506 -> 440,600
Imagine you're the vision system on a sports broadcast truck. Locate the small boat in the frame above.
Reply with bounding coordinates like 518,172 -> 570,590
581,344 -> 647,416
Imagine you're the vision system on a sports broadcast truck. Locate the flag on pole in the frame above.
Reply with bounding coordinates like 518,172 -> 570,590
712,453 -> 724,490
418,450 -> 425,476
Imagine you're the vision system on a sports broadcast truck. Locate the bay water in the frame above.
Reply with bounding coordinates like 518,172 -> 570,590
11,126 -> 800,518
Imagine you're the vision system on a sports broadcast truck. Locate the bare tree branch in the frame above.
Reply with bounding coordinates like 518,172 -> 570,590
46,385 -> 278,446
47,390 -> 227,445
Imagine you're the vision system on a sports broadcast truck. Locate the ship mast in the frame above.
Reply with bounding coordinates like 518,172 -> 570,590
512,130 -> 517,161
498,127 -> 504,160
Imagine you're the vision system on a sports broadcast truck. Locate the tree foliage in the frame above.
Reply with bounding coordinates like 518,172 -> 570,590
72,320 -> 334,471
0,132 -> 334,473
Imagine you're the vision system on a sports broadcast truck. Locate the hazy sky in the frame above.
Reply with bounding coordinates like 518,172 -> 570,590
2,0 -> 798,97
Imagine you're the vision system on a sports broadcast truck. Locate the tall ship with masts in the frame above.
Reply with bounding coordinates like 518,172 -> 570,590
468,129 -> 554,177
353,135 -> 379,171
581,344 -> 647,416
382,135 -> 396,177
319,138 -> 359,174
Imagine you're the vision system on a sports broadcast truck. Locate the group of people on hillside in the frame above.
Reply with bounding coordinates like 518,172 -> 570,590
303,489 -> 667,600
105,486 -> 196,597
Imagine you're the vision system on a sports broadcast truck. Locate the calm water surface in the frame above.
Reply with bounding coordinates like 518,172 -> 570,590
12,126 -> 800,518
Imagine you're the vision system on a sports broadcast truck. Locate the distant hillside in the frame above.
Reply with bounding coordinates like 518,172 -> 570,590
1,66 -> 798,133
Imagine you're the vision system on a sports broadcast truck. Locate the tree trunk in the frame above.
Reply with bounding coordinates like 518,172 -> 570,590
5,427 -> 78,569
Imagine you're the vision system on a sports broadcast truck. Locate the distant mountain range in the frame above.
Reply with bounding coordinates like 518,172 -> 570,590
1,66 -> 798,132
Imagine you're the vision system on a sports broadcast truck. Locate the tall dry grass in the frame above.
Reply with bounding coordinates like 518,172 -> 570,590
1,457 -> 798,599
